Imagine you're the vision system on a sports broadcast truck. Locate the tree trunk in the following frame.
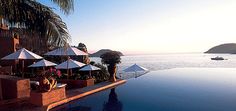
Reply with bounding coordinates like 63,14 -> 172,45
108,64 -> 117,82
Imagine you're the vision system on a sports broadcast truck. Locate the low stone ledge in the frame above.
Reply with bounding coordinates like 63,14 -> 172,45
47,79 -> 126,110
0,75 -> 30,100
30,86 -> 66,106
58,78 -> 94,89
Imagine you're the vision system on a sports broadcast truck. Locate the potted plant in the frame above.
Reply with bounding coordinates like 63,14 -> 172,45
37,68 -> 61,92
77,74 -> 94,88
100,51 -> 121,82
58,73 -> 95,89
30,68 -> 66,106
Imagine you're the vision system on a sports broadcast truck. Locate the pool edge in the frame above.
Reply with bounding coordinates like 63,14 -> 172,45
46,79 -> 127,111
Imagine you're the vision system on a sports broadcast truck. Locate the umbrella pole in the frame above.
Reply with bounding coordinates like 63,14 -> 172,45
82,56 -> 84,63
67,56 -> 69,79
14,61 -> 17,75
67,69 -> 69,79
70,69 -> 72,77
22,60 -> 24,78
89,71 -> 92,78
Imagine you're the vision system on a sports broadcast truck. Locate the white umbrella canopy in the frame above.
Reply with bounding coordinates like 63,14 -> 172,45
1,48 -> 43,77
123,64 -> 148,73
44,46 -> 88,56
1,48 -> 43,60
55,59 -> 85,69
28,59 -> 57,68
46,46 -> 88,79
80,64 -> 100,78
80,64 -> 100,71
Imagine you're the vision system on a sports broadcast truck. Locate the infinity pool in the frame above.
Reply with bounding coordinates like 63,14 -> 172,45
52,68 -> 236,111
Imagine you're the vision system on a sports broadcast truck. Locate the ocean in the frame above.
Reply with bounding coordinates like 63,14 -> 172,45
52,53 -> 236,111
90,53 -> 236,71
52,68 -> 236,111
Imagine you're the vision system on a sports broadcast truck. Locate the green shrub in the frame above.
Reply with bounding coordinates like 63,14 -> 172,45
93,63 -> 109,83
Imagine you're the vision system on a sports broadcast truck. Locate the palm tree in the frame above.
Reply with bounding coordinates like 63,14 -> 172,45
100,51 -> 121,82
0,0 -> 74,47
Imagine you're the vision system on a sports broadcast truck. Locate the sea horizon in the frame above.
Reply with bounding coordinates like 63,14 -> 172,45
88,50 -> 208,56
90,53 -> 236,72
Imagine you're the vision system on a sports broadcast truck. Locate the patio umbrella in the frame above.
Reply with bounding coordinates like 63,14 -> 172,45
79,64 -> 100,78
56,59 -> 85,78
28,59 -> 57,70
44,46 -> 88,56
44,46 -> 88,78
1,48 -> 43,77
56,59 -> 85,69
123,64 -> 148,78
123,64 -> 148,73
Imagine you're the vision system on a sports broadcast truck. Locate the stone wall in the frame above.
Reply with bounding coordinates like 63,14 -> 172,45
0,75 -> 30,100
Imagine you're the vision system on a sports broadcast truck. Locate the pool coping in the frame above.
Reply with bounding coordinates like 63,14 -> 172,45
45,79 -> 126,111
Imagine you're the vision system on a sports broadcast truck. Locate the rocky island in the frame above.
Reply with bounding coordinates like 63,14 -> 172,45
205,43 -> 236,54
90,49 -> 124,57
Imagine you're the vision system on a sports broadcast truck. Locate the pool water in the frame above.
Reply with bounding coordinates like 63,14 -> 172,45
52,68 -> 236,111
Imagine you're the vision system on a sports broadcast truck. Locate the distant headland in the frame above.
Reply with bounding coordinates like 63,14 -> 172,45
90,49 -> 124,57
205,43 -> 236,54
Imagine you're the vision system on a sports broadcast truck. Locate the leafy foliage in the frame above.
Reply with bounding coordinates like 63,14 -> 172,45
0,0 -> 74,47
100,51 -> 121,65
93,63 -> 109,83
78,42 -> 88,52
45,68 -> 62,79
50,0 -> 74,14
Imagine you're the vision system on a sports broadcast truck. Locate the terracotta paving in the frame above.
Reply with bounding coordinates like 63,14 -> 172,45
0,79 -> 126,111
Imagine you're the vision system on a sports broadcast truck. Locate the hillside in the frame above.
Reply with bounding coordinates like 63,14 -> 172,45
90,49 -> 124,57
205,43 -> 236,54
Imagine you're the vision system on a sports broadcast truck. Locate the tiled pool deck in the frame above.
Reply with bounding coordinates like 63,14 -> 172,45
0,79 -> 126,111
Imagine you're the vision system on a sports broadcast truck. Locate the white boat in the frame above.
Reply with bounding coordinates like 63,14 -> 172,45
211,56 -> 225,60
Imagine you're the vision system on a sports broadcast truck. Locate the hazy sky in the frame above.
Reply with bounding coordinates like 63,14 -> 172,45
41,0 -> 236,54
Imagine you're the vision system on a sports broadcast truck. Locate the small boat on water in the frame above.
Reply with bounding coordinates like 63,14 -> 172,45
211,56 -> 225,60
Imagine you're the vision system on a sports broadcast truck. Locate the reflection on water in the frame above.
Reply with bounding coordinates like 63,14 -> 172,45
52,68 -> 236,111
50,103 -> 92,111
51,88 -> 123,111
117,71 -> 149,79
103,88 -> 123,111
